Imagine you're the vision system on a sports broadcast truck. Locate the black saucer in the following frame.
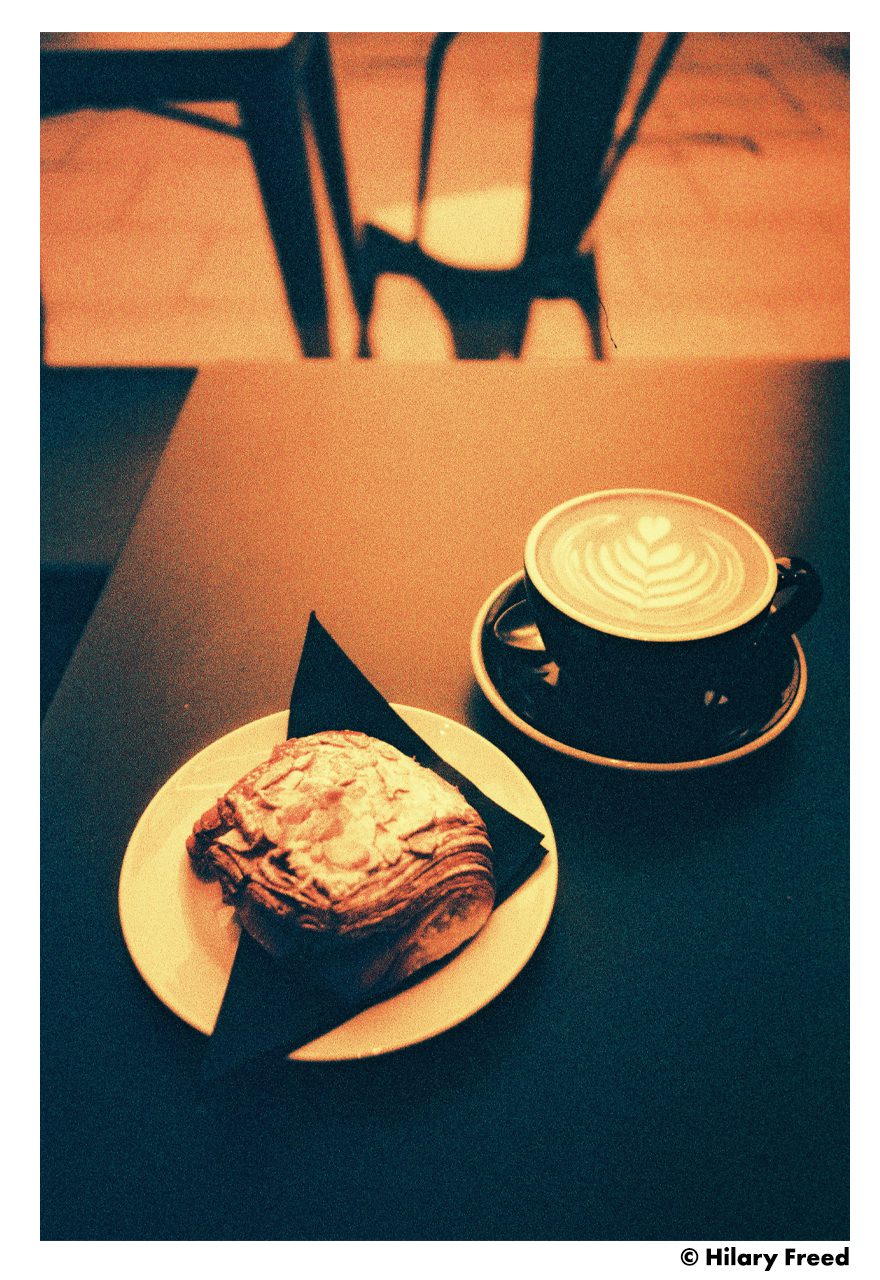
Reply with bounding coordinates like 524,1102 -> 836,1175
470,573 -> 807,772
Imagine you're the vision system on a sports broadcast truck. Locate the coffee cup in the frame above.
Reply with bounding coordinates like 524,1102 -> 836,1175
521,489 -> 822,754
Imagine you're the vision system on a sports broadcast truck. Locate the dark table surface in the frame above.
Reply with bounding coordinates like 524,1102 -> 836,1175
41,360 -> 849,1240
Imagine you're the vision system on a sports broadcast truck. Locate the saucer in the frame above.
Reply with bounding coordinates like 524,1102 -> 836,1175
470,572 -> 807,773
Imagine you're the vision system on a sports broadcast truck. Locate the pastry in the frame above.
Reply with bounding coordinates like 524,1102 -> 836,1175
187,730 -> 495,996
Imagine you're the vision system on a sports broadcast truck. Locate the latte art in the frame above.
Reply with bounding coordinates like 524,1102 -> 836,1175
557,513 -> 746,621
528,492 -> 777,641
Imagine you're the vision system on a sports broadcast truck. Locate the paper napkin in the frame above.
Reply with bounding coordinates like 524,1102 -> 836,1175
201,614 -> 547,1078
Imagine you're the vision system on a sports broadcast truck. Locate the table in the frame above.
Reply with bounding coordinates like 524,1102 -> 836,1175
40,33 -> 360,356
41,360 -> 849,1240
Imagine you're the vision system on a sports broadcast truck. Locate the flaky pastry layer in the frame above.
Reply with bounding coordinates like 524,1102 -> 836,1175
187,730 -> 495,993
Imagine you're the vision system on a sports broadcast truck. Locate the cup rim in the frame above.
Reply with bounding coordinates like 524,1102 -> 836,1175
524,488 -> 778,643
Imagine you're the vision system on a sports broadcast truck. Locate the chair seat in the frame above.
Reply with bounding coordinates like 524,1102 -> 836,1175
371,187 -> 531,271
360,221 -> 604,359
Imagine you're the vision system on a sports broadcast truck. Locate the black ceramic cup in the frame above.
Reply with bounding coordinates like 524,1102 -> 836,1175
522,490 -> 822,755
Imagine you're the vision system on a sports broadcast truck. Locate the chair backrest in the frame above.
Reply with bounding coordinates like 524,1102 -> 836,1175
526,33 -> 640,260
414,32 -> 684,260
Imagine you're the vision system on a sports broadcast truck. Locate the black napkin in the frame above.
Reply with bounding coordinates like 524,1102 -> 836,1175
201,614 -> 547,1078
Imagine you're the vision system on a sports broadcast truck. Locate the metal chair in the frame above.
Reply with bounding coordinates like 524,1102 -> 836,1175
40,32 -> 361,357
358,33 -> 684,358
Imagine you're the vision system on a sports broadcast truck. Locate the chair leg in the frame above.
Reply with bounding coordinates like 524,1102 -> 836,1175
358,224 -> 431,357
301,34 -> 368,329
240,54 -> 331,357
442,289 -> 531,360
567,251 -> 608,360
446,311 -> 531,359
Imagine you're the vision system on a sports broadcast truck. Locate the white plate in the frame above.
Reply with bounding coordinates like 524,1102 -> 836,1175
118,706 -> 558,1061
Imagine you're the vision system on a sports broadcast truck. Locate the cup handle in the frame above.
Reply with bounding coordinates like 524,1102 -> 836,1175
761,556 -> 823,642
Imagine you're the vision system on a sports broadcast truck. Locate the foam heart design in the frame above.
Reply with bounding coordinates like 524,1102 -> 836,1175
638,515 -> 672,545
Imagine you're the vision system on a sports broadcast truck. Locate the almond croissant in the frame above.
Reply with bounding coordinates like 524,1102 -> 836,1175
187,730 -> 495,996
